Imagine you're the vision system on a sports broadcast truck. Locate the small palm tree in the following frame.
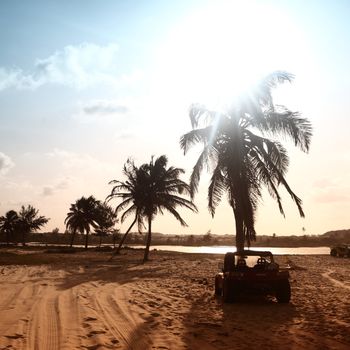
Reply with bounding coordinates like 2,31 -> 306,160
17,205 -> 49,246
107,155 -> 197,262
180,71 -> 312,252
0,210 -> 19,245
65,196 -> 101,249
94,203 -> 118,247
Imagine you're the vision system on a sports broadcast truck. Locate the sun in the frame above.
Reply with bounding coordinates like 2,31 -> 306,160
154,0 -> 309,111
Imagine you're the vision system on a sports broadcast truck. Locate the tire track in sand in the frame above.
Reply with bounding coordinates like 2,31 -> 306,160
322,270 -> 350,290
57,288 -> 85,350
87,283 -> 151,349
25,292 -> 60,350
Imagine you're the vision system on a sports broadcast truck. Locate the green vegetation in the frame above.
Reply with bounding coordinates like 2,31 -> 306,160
0,210 -> 18,246
107,155 -> 197,262
65,196 -> 118,249
94,203 -> 118,248
1,228 -> 349,249
181,71 -> 312,252
0,205 -> 49,246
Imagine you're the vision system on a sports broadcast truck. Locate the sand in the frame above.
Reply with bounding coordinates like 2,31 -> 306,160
0,248 -> 349,350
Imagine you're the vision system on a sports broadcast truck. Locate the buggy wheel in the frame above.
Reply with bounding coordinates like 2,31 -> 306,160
276,280 -> 291,303
223,279 -> 233,303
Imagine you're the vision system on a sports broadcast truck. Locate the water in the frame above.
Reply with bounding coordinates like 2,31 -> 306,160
132,245 -> 330,255
26,242 -> 330,255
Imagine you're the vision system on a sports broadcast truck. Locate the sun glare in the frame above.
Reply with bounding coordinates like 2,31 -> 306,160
155,0 -> 309,111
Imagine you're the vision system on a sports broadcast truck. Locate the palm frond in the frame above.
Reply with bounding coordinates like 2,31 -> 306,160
252,109 -> 312,152
255,142 -> 305,217
161,205 -> 188,227
180,127 -> 212,154
120,205 -> 138,223
208,166 -> 226,217
189,146 -> 211,197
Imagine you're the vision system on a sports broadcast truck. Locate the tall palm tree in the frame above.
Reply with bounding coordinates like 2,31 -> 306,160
107,159 -> 147,257
17,205 -> 49,246
180,71 -> 312,253
0,210 -> 19,245
65,196 -> 101,249
107,155 -> 198,262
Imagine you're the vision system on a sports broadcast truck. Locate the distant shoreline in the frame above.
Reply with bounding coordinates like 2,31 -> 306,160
0,243 -> 331,256
2,229 -> 348,249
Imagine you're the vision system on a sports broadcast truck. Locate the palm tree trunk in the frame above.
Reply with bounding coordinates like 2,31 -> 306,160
143,216 -> 152,263
109,216 -> 137,260
233,209 -> 245,253
85,229 -> 89,250
22,230 -> 26,246
112,233 -> 116,248
99,234 -> 102,248
70,229 -> 76,247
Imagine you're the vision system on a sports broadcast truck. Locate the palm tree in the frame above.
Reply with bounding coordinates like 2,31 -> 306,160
180,71 -> 312,253
106,159 -> 146,257
94,203 -> 118,247
17,205 -> 49,246
0,210 -> 19,245
65,196 -> 101,249
107,155 -> 197,262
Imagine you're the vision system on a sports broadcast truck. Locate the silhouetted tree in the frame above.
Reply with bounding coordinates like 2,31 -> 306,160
180,71 -> 312,252
17,205 -> 49,246
65,196 -> 101,249
0,210 -> 19,245
108,155 -> 197,262
202,230 -> 212,244
94,203 -> 118,247
51,227 -> 60,235
107,159 -> 146,256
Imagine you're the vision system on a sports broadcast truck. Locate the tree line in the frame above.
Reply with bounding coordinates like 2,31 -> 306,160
0,205 -> 49,246
0,71 -> 312,262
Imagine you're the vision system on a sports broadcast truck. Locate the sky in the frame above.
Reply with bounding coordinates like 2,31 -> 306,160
1,0 -> 350,237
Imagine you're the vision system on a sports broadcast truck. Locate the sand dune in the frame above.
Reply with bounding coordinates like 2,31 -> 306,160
0,249 -> 349,349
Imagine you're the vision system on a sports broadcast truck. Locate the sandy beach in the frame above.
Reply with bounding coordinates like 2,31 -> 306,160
0,248 -> 349,350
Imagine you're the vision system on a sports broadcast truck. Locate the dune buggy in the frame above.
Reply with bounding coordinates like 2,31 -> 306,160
215,250 -> 291,303
330,244 -> 350,258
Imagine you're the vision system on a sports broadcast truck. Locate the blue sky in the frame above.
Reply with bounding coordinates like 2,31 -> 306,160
1,0 -> 350,236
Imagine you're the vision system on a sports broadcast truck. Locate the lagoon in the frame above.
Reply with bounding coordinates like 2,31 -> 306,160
133,245 -> 330,255
26,242 -> 330,255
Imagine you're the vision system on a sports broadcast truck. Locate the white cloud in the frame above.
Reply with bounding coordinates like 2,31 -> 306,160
42,177 -> 71,197
73,98 -> 132,123
46,148 -> 115,173
312,177 -> 350,203
2,180 -> 34,191
0,43 -> 140,90
312,187 -> 350,203
42,186 -> 54,197
44,148 -> 118,201
82,99 -> 128,115
114,130 -> 134,140
0,152 -> 14,175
